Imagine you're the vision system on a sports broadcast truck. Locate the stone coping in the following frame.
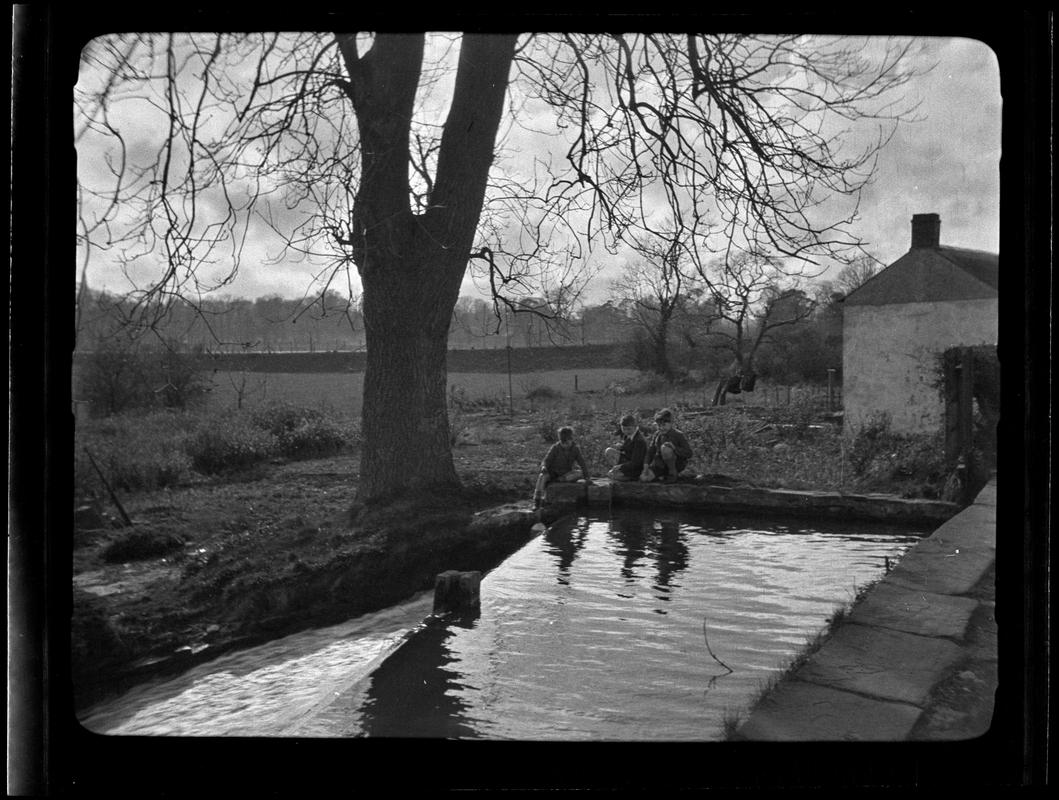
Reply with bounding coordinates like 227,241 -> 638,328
543,477 -> 959,525
734,479 -> 997,741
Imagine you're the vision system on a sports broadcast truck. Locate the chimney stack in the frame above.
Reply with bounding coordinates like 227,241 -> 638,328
911,213 -> 941,249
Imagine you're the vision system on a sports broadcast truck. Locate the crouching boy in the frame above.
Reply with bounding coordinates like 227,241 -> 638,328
640,408 -> 693,483
533,425 -> 590,508
605,414 -> 647,481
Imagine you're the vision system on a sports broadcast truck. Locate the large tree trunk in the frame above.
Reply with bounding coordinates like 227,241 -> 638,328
359,261 -> 461,501
338,33 -> 518,503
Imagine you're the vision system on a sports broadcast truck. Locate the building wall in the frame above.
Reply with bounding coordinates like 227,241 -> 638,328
842,298 -> 998,435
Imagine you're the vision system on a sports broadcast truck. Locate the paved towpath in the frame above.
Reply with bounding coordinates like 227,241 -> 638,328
734,479 -> 997,741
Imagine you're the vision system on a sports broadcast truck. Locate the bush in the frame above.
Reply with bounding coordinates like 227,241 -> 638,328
247,402 -> 355,459
846,414 -> 895,477
76,335 -> 210,417
275,416 -> 351,459
187,414 -> 277,474
75,410 -> 195,496
525,384 -> 561,402
845,414 -> 948,498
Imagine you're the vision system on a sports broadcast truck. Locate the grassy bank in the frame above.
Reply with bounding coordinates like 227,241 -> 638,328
75,385 -> 954,505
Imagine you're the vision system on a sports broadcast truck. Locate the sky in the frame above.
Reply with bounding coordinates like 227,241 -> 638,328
75,34 -> 1001,307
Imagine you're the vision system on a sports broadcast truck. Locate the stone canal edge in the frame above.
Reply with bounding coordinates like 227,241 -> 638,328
731,479 -> 996,741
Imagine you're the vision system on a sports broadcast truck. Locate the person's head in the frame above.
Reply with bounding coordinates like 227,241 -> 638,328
619,414 -> 638,436
654,408 -> 673,429
558,426 -> 575,447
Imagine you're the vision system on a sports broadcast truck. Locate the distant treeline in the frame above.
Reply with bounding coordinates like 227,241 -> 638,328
72,342 -> 631,376
74,287 -> 845,385
74,288 -> 638,354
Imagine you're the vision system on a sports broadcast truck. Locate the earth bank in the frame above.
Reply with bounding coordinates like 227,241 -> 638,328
71,450 -> 549,713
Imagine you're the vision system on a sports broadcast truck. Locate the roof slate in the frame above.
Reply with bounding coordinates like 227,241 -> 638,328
843,246 -> 998,306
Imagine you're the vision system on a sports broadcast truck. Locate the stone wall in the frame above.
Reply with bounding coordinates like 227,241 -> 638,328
543,479 -> 958,526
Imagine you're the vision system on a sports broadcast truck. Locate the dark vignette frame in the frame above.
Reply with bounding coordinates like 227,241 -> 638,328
8,6 -> 1051,794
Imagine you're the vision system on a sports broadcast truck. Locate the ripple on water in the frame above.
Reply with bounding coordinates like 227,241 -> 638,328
80,512 -> 921,740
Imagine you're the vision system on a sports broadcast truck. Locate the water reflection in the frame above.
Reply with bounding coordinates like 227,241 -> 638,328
543,517 -> 589,584
606,515 -> 690,609
81,512 -> 924,740
357,611 -> 481,738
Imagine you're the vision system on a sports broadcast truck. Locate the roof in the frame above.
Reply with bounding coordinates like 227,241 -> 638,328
843,245 -> 998,306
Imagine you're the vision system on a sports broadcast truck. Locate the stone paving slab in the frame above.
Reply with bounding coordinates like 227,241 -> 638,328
734,679 -> 923,741
885,546 -> 995,596
847,582 -> 979,640
794,623 -> 964,706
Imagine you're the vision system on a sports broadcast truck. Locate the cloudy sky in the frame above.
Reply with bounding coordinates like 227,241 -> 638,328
75,34 -> 1001,306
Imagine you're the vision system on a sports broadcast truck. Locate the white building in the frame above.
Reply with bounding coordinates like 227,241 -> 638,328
842,213 -> 998,435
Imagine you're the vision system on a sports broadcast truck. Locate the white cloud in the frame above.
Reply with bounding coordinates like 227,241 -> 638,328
76,34 -> 1001,306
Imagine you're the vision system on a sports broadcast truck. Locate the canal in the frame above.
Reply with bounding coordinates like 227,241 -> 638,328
79,509 -> 923,740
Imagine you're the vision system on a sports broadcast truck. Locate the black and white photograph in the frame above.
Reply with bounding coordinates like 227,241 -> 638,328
9,9 -> 1050,794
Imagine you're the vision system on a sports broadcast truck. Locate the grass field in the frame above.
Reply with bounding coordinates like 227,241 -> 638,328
201,367 -> 840,418
203,367 -> 645,415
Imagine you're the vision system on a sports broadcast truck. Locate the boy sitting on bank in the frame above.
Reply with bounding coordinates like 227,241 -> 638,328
640,408 -> 693,484
605,413 -> 647,481
533,425 -> 590,509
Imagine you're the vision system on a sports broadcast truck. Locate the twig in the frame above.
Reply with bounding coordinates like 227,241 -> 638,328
702,617 -> 733,673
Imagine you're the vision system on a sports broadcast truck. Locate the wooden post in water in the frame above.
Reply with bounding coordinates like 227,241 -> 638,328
433,570 -> 482,615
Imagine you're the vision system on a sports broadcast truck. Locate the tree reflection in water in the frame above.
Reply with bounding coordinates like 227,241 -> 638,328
358,612 -> 479,738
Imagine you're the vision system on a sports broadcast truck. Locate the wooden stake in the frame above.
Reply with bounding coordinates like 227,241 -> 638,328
84,447 -> 132,526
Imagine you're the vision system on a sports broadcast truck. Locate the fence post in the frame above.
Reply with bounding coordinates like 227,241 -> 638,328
958,347 -> 974,461
506,343 -> 514,417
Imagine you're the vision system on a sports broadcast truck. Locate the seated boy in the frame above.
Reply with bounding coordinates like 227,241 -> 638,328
605,414 -> 647,481
640,408 -> 693,483
533,425 -> 590,508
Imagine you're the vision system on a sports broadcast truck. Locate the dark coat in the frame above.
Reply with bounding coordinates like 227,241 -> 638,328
646,428 -> 693,474
615,429 -> 648,476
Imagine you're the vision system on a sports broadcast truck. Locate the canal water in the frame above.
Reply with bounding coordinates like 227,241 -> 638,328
79,510 -> 923,740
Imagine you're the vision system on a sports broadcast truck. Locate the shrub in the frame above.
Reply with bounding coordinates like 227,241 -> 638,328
187,413 -> 276,474
846,414 -> 895,477
275,416 -> 351,459
76,335 -> 210,417
251,402 -> 324,436
525,384 -> 561,402
75,409 -> 195,496
845,415 -> 948,497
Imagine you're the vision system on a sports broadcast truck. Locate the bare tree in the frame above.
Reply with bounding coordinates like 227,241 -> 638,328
689,251 -> 819,404
833,253 -> 884,296
75,31 -> 921,502
609,225 -> 695,377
